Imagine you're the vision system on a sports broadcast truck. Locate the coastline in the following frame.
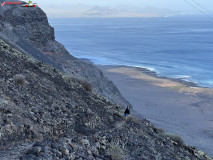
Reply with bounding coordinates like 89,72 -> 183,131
96,64 -> 213,95
79,58 -> 212,90
96,64 -> 213,157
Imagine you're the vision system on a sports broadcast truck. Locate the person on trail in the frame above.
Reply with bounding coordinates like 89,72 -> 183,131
124,105 -> 130,120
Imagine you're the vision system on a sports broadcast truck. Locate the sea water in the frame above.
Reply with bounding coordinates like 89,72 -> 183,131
49,16 -> 213,88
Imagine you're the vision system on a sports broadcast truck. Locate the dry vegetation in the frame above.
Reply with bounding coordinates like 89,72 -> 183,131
13,74 -> 26,86
69,77 -> 92,92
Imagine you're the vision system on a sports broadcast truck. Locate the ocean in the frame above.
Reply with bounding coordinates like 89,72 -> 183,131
49,16 -> 213,88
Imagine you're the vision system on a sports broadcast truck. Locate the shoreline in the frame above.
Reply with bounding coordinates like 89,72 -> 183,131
96,64 -> 213,157
125,65 -> 213,96
96,64 -> 213,97
79,58 -> 212,90
130,66 -> 199,88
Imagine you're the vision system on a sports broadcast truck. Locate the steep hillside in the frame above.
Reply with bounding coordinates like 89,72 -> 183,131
0,0 -> 129,107
0,38 -> 212,160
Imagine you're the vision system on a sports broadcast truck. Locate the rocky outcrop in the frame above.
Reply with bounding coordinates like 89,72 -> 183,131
0,0 -> 130,107
0,39 -> 212,160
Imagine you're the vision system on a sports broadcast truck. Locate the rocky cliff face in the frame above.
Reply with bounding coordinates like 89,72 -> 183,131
0,38 -> 212,160
0,1 -> 130,107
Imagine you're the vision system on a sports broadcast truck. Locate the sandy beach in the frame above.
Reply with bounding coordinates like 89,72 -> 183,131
98,65 -> 213,157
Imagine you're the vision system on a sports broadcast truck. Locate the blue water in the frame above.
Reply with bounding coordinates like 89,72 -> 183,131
49,17 -> 213,88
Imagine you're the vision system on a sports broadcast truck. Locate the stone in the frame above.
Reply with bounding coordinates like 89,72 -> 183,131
87,149 -> 92,155
7,113 -> 13,118
81,139 -> 90,147
20,154 -> 36,160
26,146 -> 42,156
197,150 -> 205,156
33,142 -> 44,147
61,148 -> 69,155
95,142 -> 101,149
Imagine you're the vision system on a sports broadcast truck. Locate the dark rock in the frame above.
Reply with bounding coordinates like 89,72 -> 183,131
26,146 -> 42,156
20,154 -> 36,160
33,142 -> 43,148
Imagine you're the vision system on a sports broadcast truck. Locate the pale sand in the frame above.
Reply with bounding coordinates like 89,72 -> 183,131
98,65 -> 213,157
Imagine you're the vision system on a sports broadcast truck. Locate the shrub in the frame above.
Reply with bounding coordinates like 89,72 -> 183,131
79,80 -> 92,92
108,145 -> 125,160
69,77 -> 92,92
163,133 -> 185,146
13,74 -> 26,86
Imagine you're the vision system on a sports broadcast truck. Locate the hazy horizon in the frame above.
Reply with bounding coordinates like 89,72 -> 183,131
32,0 -> 213,18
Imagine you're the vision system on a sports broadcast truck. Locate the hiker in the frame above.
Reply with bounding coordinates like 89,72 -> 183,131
124,105 -> 130,120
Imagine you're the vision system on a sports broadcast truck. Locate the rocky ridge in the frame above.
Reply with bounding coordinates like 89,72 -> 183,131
0,0 -> 130,107
0,37 -> 212,160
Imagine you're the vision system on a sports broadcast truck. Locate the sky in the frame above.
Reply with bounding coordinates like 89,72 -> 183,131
34,0 -> 213,10
33,0 -> 213,17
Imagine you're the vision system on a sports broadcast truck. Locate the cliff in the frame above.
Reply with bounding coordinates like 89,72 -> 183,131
0,1 -> 212,160
0,0 -> 130,107
0,38 -> 211,160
